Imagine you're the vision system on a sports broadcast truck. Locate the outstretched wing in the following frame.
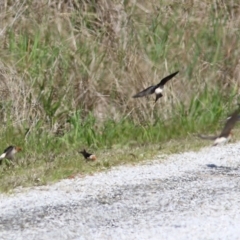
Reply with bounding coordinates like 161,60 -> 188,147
219,108 -> 240,137
158,71 -> 179,87
132,85 -> 156,98
197,134 -> 218,140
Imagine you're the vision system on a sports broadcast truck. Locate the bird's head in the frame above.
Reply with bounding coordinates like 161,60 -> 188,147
15,146 -> 22,152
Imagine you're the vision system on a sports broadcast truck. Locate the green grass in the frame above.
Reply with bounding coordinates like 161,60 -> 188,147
0,0 -> 240,192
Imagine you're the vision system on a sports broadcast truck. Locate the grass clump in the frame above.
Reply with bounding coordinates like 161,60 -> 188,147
0,0 -> 240,192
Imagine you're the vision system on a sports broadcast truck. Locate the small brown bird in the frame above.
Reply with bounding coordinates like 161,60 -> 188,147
0,146 -> 22,165
132,71 -> 179,102
198,108 -> 240,146
79,149 -> 96,161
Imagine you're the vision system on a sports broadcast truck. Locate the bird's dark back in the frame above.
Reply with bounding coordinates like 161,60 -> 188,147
220,109 -> 240,137
3,146 -> 14,153
80,149 -> 91,159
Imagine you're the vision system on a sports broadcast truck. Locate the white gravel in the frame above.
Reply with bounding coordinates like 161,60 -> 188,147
1,142 -> 240,240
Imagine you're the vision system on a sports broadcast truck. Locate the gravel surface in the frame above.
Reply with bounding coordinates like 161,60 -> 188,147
1,142 -> 240,240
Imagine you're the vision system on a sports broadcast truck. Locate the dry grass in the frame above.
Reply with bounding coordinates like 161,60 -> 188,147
0,0 -> 239,126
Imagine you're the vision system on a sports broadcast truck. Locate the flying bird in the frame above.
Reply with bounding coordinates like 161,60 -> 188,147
132,71 -> 179,102
198,108 -> 240,146
0,146 -> 22,165
79,149 -> 96,161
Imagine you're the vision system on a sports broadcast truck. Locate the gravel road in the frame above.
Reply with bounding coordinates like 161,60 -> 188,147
1,142 -> 240,240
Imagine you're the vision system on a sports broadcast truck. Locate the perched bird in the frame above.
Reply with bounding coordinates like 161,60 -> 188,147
79,149 -> 96,161
0,146 -> 22,165
198,109 -> 240,146
132,71 -> 179,102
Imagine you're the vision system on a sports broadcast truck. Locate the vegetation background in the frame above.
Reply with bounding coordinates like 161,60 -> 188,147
0,0 -> 240,191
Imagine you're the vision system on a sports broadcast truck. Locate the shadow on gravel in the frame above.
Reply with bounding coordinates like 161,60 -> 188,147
206,164 -> 239,171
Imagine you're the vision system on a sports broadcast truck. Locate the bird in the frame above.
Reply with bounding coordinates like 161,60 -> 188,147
79,149 -> 96,161
226,114 -> 240,121
0,146 -> 22,165
198,108 -> 240,146
132,71 -> 179,102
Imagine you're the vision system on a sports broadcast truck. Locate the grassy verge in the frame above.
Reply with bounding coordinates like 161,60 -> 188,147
1,112 -> 239,193
0,0 -> 240,192
0,137 -> 213,192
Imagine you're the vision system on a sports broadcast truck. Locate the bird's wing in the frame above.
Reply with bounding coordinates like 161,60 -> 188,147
80,149 -> 92,159
158,71 -> 179,87
86,152 -> 92,158
219,108 -> 240,137
132,85 -> 156,98
197,134 -> 218,140
3,146 -> 14,153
